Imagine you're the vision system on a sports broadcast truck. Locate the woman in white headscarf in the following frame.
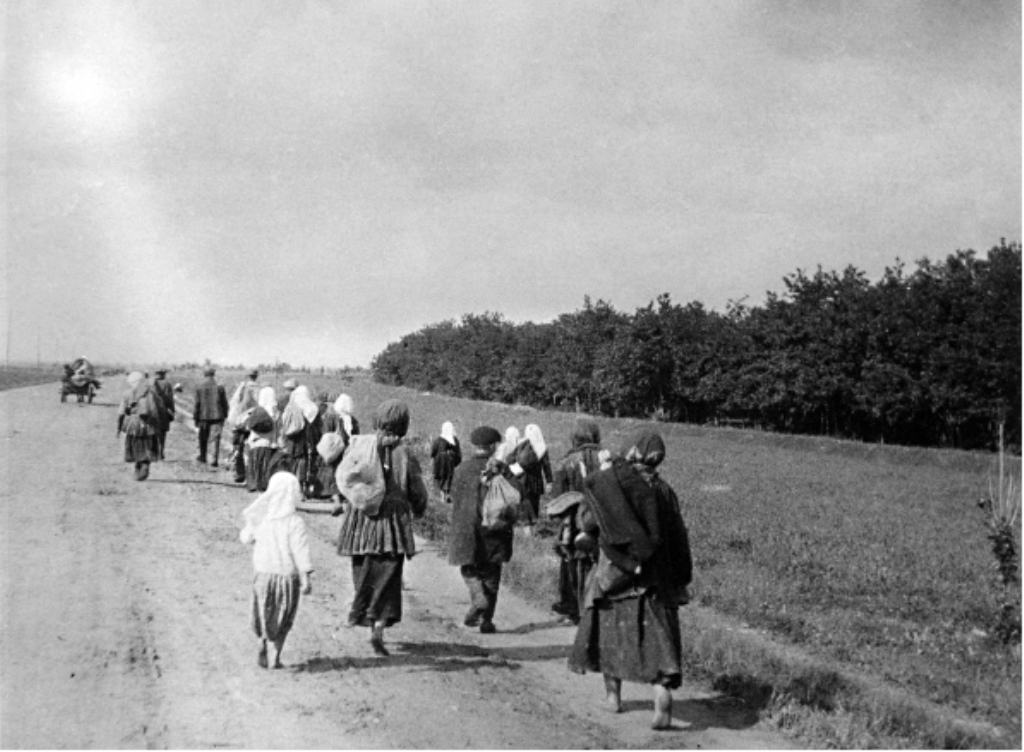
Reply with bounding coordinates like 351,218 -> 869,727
429,421 -> 462,502
317,393 -> 360,506
281,385 -> 323,498
240,472 -> 313,669
511,423 -> 553,526
116,371 -> 161,481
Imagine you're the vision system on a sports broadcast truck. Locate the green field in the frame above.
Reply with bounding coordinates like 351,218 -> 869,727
164,367 -> 1022,747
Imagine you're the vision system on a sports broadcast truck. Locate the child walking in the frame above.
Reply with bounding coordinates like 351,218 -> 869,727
240,472 -> 313,669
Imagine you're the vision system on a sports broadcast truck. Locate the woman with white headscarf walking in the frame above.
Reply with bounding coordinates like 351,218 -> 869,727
513,423 -> 553,526
240,472 -> 313,669
116,371 -> 161,481
429,421 -> 462,503
281,385 -> 323,498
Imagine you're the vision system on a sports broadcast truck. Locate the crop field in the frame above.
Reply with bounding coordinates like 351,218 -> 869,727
160,368 -> 1021,745
0,366 -> 63,392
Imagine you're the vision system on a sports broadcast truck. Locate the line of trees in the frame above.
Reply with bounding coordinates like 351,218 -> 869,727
372,241 -> 1021,451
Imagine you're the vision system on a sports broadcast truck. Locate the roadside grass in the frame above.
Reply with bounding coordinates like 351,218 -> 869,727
0,365 -> 63,392
170,368 -> 1021,748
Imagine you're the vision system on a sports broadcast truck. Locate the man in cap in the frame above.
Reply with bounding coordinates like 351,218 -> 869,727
152,367 -> 176,460
192,366 -> 229,466
447,425 -> 525,634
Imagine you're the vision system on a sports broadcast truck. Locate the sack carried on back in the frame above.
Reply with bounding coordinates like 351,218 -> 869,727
317,432 -> 346,464
336,434 -> 386,516
481,475 -> 521,531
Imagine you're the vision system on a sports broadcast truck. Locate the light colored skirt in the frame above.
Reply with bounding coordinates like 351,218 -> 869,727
251,572 -> 301,642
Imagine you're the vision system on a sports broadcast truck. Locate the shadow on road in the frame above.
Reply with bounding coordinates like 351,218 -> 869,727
147,478 -> 246,489
615,695 -> 762,732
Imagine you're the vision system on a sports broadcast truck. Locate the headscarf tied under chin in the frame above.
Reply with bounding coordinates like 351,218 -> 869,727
524,424 -> 547,459
289,385 -> 320,423
498,426 -> 520,461
440,421 -> 456,446
622,429 -> 666,469
239,471 -> 302,538
334,394 -> 354,435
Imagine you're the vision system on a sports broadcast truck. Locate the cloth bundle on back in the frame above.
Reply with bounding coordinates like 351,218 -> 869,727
430,421 -> 462,502
335,399 -> 428,656
117,371 -> 161,481
568,428 -> 693,731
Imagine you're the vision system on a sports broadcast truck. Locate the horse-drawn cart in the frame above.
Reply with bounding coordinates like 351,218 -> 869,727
60,358 -> 102,404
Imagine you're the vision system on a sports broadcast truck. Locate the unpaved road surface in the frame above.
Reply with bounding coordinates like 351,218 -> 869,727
1,383 -> 798,749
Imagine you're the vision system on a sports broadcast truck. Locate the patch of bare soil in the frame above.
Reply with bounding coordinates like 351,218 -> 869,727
1,383 -> 799,749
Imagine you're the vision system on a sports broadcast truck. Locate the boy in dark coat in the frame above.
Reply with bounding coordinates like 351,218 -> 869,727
448,426 -> 524,634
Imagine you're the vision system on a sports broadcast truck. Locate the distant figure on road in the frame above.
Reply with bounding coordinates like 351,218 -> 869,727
430,421 -> 462,503
152,368 -> 175,461
228,370 -> 261,484
116,371 -> 161,481
280,386 -> 322,498
245,386 -> 289,493
448,425 -> 524,635
335,399 -> 428,656
514,423 -> 553,529
549,417 -> 603,625
568,428 -> 692,730
240,472 -> 313,669
192,367 -> 229,467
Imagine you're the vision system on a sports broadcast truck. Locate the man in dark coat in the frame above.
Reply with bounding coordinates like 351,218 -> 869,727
152,367 -> 176,461
192,367 -> 229,467
448,425 -> 524,634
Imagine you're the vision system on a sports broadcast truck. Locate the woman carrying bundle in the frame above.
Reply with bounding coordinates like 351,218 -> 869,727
511,423 -> 553,528
568,428 -> 692,730
116,371 -> 162,481
245,386 -> 289,493
548,417 -> 603,625
281,385 -> 323,499
335,399 -> 428,656
317,394 -> 359,506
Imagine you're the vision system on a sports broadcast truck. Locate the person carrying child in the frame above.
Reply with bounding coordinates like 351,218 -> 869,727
240,472 -> 313,669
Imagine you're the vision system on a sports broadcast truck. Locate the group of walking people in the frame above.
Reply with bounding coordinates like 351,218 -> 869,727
117,367 -> 694,730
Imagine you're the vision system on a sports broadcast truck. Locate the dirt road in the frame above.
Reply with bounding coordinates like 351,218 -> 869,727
1,383 -> 798,749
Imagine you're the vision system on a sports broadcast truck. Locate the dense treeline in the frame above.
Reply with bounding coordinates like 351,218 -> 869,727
372,241 -> 1021,451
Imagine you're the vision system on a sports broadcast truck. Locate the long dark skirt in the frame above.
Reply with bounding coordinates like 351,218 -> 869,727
315,458 -> 341,498
124,434 -> 159,463
247,447 -> 288,493
568,591 -> 683,689
348,554 -> 405,628
251,572 -> 301,642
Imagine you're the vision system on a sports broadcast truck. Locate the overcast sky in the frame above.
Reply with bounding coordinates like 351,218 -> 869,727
4,0 -> 1020,368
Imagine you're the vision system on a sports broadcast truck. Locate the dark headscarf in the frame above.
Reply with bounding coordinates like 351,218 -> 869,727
622,429 -> 666,468
374,399 -> 410,438
570,417 -> 601,450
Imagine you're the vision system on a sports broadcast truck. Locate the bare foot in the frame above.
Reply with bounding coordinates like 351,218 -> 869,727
602,675 -> 622,713
257,642 -> 268,669
652,685 -> 672,730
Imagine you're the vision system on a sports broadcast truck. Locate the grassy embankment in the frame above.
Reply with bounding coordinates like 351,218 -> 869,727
168,368 -> 1020,749
0,365 -> 64,393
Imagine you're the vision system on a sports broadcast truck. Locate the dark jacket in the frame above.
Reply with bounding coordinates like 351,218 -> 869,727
448,456 -> 523,567
193,378 -> 229,423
